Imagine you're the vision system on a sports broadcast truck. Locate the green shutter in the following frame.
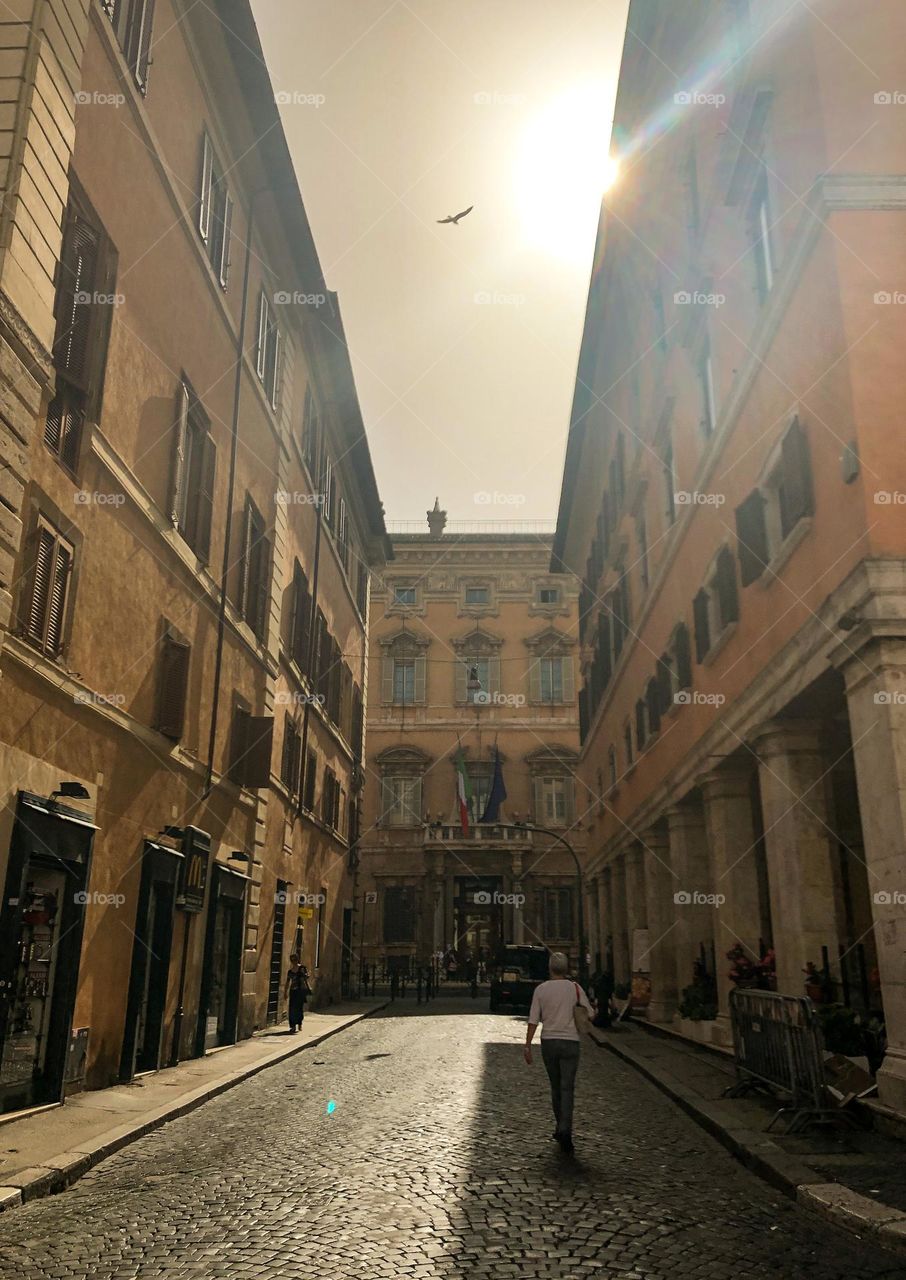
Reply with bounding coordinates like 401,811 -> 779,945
560,654 -> 574,703
382,655 -> 394,703
455,658 -> 467,703
414,654 -> 426,704
529,659 -> 541,703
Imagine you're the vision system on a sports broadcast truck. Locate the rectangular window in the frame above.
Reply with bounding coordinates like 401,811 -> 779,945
172,382 -> 216,562
637,514 -> 649,592
197,132 -> 233,288
608,745 -> 617,790
255,292 -> 281,409
381,776 -> 422,827
750,167 -> 774,303
290,561 -> 311,670
394,585 -> 417,605
303,749 -> 317,812
356,564 -> 369,618
699,336 -> 717,437
535,776 -> 573,827
539,656 -> 564,703
107,0 -> 156,92
469,772 -> 492,823
238,497 -> 270,641
281,715 -> 302,793
22,519 -> 73,659
663,444 -> 676,526
156,624 -> 190,740
465,586 -> 490,605
623,720 -> 634,768
538,586 -> 560,605
393,659 -> 416,704
543,888 -> 574,941
302,385 -> 322,477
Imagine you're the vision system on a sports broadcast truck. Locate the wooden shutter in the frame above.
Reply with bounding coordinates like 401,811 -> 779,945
455,658 -> 469,703
55,212 -> 100,389
414,654 -> 426,704
579,687 -> 589,743
218,192 -> 233,288
254,535 -> 271,640
563,779 -> 576,825
675,622 -> 693,690
195,429 -> 216,564
529,659 -> 541,703
780,417 -> 814,538
647,679 -> 661,734
270,327 -> 281,409
657,655 -> 672,715
304,750 -> 317,810
716,547 -> 739,626
291,562 -> 310,669
198,133 -> 213,240
533,777 -> 543,823
635,698 -> 646,749
693,589 -> 710,661
131,0 -> 155,92
598,612 -> 612,685
256,292 -> 268,380
157,628 -> 190,739
560,654 -> 574,703
735,489 -> 768,585
487,655 -> 501,697
241,715 -> 274,789
24,525 -> 56,646
381,654 -> 394,703
44,384 -> 84,473
170,383 -> 189,526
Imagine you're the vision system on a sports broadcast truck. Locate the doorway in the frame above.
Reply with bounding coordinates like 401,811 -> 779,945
120,842 -> 181,1079
196,865 -> 247,1054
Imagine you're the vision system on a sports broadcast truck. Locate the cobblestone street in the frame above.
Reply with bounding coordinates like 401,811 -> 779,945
1,1002 -> 904,1279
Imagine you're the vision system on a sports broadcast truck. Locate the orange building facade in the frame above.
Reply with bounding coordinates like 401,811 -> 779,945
553,0 -> 906,1123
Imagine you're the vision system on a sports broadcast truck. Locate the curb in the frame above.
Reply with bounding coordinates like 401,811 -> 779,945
0,1003 -> 387,1214
590,1025 -> 906,1258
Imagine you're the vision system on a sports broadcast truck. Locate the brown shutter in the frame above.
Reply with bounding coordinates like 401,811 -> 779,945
240,715 -> 274,789
54,212 -> 100,388
693,589 -> 710,661
157,630 -> 190,739
560,653 -> 574,703
24,526 -> 55,646
254,534 -> 271,640
716,547 -> 739,626
735,489 -> 768,585
657,655 -> 672,715
780,417 -> 814,537
675,622 -> 693,690
218,192 -> 233,287
290,562 -> 310,668
455,658 -> 467,703
195,430 -> 216,563
131,0 -> 156,92
529,659 -> 541,703
414,654 -> 426,704
381,653 -> 394,703
170,383 -> 189,526
44,539 -> 72,657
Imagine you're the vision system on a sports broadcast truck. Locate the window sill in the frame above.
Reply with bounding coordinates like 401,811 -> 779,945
701,620 -> 738,667
758,517 -> 813,586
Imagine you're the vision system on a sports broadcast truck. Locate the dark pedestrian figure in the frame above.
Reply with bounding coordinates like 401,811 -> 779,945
284,953 -> 310,1033
390,969 -> 400,1001
593,969 -> 615,1028
524,951 -> 593,1154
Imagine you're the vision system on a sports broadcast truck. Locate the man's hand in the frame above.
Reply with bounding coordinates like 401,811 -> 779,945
523,1045 -> 533,1066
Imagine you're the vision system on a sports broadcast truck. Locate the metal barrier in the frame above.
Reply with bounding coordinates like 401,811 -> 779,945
725,988 -> 855,1133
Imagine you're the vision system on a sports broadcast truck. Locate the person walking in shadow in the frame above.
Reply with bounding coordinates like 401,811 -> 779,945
523,951 -> 593,1155
284,953 -> 310,1033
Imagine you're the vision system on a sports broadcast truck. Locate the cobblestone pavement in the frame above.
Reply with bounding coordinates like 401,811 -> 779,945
1,1001 -> 905,1279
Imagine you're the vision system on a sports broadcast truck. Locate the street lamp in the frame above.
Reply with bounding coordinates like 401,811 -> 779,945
496,821 -> 588,989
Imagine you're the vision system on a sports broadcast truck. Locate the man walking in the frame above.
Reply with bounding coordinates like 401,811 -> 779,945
523,952 -> 593,1154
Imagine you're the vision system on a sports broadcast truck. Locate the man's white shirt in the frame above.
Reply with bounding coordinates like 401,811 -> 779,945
528,978 -> 593,1041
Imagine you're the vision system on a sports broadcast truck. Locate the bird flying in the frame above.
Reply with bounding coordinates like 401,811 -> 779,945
437,205 -> 473,225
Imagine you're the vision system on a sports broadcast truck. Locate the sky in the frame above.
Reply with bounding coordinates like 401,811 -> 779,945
252,0 -> 630,525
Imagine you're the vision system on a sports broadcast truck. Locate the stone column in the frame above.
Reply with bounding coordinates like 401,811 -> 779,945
666,802 -> 715,1005
840,638 -> 906,1116
610,855 -> 631,983
511,851 -> 525,944
586,876 -> 600,970
753,720 -> 842,997
700,769 -> 763,1041
641,826 -> 678,1023
599,868 -> 614,973
624,844 -> 647,975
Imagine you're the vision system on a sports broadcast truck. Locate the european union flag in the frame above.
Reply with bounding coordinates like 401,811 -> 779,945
479,748 -> 507,823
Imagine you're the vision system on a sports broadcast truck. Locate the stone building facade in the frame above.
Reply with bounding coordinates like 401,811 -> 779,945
358,510 -> 585,979
0,0 -> 385,1114
552,0 -> 906,1122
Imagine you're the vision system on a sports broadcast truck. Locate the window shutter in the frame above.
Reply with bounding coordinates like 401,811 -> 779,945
560,654 -> 574,703
238,499 -> 253,617
409,778 -> 423,824
240,715 -> 274,789
716,547 -> 739,626
455,658 -> 467,703
55,212 -> 100,389
529,659 -> 541,703
132,0 -> 155,92
414,654 -> 426,704
735,489 -> 768,586
533,777 -> 543,823
157,629 -> 190,739
43,539 -> 71,657
290,562 -> 310,668
170,383 -> 189,526
780,417 -> 814,537
198,133 -> 213,241
256,293 -> 268,380
579,687 -> 589,743
693,589 -> 710,662
598,612 -> 612,685
195,430 -> 216,564
675,623 -> 693,690
270,327 -> 281,409
218,192 -> 233,288
635,698 -> 646,748
255,536 -> 271,640
487,655 -> 501,697
380,775 -> 392,822
563,780 -> 576,825
647,679 -> 661,734
24,526 -> 55,646
381,654 -> 394,703
657,656 -> 672,715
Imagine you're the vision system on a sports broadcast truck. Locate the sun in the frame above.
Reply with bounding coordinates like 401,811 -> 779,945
515,83 -> 619,263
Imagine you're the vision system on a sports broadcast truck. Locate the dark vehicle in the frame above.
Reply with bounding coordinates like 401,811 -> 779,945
489,945 -> 549,1012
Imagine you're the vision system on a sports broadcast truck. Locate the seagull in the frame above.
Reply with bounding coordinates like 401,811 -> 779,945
437,205 -> 473,225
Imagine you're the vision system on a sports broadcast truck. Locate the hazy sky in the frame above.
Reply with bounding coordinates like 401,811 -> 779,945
253,0 -> 629,524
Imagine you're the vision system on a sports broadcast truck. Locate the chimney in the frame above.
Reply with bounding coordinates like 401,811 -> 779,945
426,497 -> 447,537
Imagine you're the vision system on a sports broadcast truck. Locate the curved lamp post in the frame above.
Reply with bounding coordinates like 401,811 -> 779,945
495,821 -> 588,989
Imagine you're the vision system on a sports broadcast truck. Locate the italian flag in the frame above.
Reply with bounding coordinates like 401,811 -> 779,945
454,745 -> 472,836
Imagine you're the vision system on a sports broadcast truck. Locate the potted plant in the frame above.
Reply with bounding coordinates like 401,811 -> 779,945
804,961 -> 835,1004
679,960 -> 717,1021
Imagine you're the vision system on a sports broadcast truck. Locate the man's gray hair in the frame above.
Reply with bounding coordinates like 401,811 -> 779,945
549,951 -> 569,975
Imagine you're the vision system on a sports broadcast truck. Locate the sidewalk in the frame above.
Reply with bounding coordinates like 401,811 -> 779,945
590,1018 -> 906,1256
0,999 -> 387,1213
